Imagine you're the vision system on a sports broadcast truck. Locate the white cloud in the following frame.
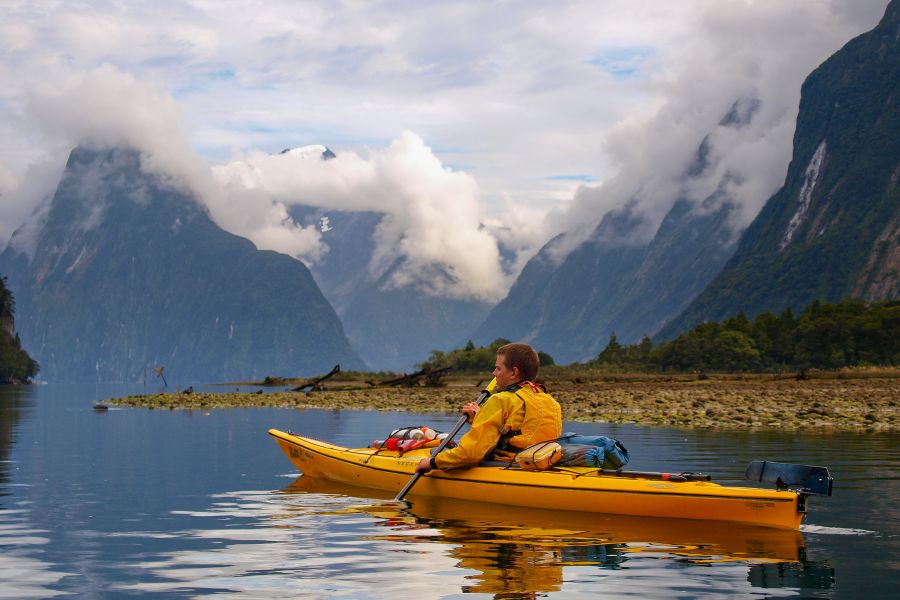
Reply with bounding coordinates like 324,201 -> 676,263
0,157 -> 66,255
11,66 -> 507,301
0,0 -> 891,295
26,65 -> 219,204
213,133 -> 506,301
544,0 -> 888,252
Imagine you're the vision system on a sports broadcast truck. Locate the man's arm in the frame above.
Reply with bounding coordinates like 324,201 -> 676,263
428,395 -> 509,471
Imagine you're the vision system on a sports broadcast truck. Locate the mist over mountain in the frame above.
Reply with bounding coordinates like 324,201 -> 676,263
290,200 -> 492,372
0,2 -> 892,375
662,0 -> 900,337
0,146 -> 363,383
471,2 -> 899,364
470,102 -> 756,364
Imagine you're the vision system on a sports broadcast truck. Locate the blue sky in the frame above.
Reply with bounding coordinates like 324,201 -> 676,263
587,46 -> 657,81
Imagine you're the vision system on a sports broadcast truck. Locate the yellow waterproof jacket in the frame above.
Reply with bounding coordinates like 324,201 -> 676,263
433,383 -> 562,471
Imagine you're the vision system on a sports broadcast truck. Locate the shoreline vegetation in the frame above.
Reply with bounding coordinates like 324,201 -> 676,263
0,275 -> 39,384
107,368 -> 899,432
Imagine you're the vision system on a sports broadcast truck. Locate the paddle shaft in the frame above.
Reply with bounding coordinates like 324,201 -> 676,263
393,388 -> 492,502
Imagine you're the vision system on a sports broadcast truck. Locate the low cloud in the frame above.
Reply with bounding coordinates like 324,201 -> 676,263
0,162 -> 21,244
542,0 -> 887,258
1,1 -> 890,300
14,66 -> 508,302
26,65 -> 220,205
0,157 -> 66,255
213,133 -> 506,301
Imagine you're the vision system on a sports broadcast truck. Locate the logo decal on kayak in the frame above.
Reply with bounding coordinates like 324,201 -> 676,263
289,447 -> 310,463
745,501 -> 775,510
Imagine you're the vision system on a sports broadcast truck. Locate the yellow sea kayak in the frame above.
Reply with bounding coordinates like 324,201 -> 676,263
269,429 -> 829,530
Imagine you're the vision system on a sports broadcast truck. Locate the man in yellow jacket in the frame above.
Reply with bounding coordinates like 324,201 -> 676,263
416,342 -> 562,473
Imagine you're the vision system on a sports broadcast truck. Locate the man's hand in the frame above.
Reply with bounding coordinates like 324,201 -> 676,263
416,458 -> 432,473
462,402 -> 479,424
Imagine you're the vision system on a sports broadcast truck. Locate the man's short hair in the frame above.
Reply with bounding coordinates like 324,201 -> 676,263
497,342 -> 540,381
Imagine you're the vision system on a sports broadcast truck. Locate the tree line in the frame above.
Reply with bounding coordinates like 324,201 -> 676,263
418,338 -> 556,373
1,276 -> 39,383
419,299 -> 898,375
596,299 -> 899,372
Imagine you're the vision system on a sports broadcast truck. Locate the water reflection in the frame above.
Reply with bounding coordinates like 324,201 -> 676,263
109,470 -> 840,597
0,387 -> 74,599
3,387 -> 885,598
0,506 -> 76,600
284,476 -> 821,597
115,485 -> 463,597
0,385 -> 30,496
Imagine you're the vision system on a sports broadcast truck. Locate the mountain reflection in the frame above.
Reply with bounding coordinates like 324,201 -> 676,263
0,387 -> 75,599
0,386 -> 29,495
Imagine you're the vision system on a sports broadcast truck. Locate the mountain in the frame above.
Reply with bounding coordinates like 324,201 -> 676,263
661,0 -> 900,338
470,104 -> 757,364
0,146 -> 363,383
471,207 -> 645,361
290,204 -> 492,371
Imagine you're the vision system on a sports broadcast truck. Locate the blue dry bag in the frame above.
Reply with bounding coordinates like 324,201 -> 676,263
557,433 -> 629,470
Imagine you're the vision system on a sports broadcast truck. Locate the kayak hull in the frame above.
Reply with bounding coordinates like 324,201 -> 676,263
268,429 -> 805,530
283,476 -> 807,563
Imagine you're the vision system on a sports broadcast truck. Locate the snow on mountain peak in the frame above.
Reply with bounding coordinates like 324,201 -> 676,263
279,145 -> 335,160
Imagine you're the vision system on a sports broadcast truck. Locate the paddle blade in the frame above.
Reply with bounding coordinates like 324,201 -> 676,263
394,471 -> 423,502
744,460 -> 833,496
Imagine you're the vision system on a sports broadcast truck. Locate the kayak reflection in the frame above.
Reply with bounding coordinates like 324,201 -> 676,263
280,475 -> 811,597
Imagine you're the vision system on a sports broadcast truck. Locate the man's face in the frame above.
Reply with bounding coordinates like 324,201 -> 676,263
492,354 -> 519,389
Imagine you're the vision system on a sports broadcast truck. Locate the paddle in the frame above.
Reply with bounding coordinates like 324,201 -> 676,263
393,378 -> 497,502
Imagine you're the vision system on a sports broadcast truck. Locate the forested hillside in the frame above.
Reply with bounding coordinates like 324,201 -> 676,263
594,299 -> 899,373
0,276 -> 39,383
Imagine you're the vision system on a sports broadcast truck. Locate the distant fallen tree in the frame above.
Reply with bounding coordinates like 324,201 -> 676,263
290,364 -> 341,391
368,366 -> 452,388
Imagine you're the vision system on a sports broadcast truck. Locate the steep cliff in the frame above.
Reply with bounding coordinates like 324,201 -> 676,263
472,118 -> 749,363
663,0 -> 900,338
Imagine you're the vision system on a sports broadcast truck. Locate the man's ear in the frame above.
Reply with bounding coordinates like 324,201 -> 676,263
511,366 -> 520,379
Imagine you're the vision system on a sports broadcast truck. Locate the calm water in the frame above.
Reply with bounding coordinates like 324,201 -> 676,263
0,384 -> 897,599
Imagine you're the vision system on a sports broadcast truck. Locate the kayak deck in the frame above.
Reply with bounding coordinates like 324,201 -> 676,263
268,429 -> 806,530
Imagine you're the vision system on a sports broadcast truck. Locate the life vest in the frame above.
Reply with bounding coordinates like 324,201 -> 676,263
498,381 -> 562,451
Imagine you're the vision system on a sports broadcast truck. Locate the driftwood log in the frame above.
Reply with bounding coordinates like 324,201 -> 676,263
292,364 -> 341,392
368,366 -> 452,388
